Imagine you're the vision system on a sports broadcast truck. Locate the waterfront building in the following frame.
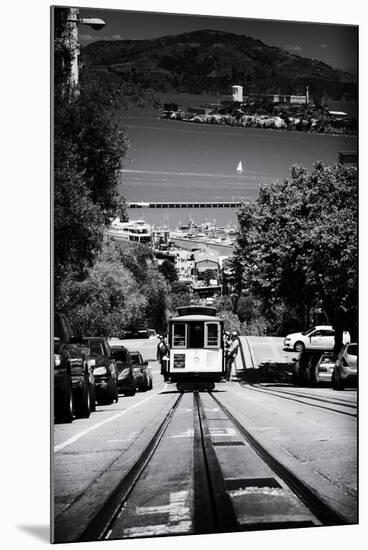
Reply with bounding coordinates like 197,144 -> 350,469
232,85 -> 243,103
192,247 -> 222,297
152,226 -> 170,251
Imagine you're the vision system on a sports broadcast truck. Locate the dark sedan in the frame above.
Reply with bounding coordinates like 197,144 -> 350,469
130,351 -> 153,392
110,345 -> 137,397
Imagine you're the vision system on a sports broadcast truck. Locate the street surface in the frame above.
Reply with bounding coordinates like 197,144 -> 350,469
53,337 -> 357,542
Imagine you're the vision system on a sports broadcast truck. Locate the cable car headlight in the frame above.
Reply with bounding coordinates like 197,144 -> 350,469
174,354 -> 185,368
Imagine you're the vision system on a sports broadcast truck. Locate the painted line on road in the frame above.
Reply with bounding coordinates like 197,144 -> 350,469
54,385 -> 169,453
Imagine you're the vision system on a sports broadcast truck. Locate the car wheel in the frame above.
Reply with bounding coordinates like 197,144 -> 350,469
55,378 -> 73,423
76,382 -> 91,418
90,383 -> 96,412
294,341 -> 305,353
334,372 -> 344,391
308,367 -> 317,387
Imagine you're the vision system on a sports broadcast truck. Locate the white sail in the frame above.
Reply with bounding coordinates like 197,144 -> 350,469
236,160 -> 243,172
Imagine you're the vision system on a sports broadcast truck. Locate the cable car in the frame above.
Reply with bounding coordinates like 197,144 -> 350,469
167,306 -> 225,389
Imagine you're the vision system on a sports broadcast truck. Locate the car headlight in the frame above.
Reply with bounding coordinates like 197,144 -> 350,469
94,366 -> 107,376
133,367 -> 141,375
54,354 -> 62,367
118,368 -> 130,379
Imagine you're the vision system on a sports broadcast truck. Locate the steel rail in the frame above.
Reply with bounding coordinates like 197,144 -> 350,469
249,384 -> 357,409
208,391 -> 347,526
78,393 -> 184,542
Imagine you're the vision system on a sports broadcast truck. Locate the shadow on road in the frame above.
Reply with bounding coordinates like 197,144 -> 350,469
237,361 -> 295,385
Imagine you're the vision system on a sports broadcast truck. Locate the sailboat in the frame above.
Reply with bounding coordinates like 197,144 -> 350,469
236,160 -> 243,173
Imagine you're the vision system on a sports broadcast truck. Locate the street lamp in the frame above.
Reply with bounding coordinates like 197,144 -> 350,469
66,8 -> 105,87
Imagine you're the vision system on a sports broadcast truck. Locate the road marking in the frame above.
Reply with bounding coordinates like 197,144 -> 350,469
136,490 -> 190,518
107,432 -> 139,443
122,521 -> 192,537
121,491 -> 192,536
170,428 -> 194,439
209,427 -> 236,437
204,407 -> 219,412
54,391 -> 166,453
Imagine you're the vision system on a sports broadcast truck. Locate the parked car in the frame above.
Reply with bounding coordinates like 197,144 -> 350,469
109,345 -> 137,396
130,351 -> 153,391
54,313 -> 94,421
120,329 -> 150,340
84,337 -> 118,405
306,352 -> 337,385
284,325 -> 350,352
332,343 -> 358,390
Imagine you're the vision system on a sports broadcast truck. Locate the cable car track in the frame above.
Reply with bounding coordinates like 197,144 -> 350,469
241,384 -> 357,417
206,391 -> 347,527
249,384 -> 357,408
75,386 -> 348,541
78,393 -> 184,542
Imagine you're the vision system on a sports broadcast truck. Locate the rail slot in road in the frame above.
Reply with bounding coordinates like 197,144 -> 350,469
79,393 -> 184,542
208,391 -> 347,527
242,384 -> 357,417
77,386 -> 348,542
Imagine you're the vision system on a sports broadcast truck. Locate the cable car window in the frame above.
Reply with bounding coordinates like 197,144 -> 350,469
173,323 -> 186,348
206,323 -> 219,347
188,323 -> 204,348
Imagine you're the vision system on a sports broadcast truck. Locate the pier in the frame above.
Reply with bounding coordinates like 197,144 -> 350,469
128,201 -> 244,209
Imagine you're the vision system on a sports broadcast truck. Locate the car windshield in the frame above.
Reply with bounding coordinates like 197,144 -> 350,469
347,344 -> 358,357
321,353 -> 335,363
302,327 -> 316,336
113,349 -> 128,363
130,354 -> 141,365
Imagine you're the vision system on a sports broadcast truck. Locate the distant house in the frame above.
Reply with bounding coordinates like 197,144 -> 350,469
192,248 -> 221,296
339,151 -> 357,164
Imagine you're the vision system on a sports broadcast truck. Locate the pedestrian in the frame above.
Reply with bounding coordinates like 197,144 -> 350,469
226,331 -> 239,380
157,333 -> 170,382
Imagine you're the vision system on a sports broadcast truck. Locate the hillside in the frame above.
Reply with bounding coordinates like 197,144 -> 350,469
80,29 -> 356,100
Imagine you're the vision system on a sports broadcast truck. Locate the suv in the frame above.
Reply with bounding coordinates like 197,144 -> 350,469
54,313 -> 95,422
332,343 -> 358,390
84,337 -> 118,405
130,351 -> 153,392
293,351 -> 337,386
284,325 -> 350,352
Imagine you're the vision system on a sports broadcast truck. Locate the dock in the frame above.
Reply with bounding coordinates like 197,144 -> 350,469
128,201 -> 244,209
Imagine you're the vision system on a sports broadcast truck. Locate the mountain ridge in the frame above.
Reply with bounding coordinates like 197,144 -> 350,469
81,29 -> 356,100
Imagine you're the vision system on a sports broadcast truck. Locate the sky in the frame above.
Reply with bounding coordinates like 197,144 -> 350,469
78,7 -> 358,73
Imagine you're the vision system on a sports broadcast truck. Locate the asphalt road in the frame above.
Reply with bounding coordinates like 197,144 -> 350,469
52,338 -> 357,542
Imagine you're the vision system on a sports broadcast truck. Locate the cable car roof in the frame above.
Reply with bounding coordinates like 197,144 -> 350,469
176,306 -> 217,317
170,314 -> 222,322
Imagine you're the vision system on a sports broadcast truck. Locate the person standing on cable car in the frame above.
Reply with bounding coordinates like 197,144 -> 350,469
157,333 -> 170,382
226,331 -> 239,380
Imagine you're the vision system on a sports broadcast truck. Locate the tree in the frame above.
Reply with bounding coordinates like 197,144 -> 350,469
159,259 -> 178,283
57,239 -> 170,335
53,7 -> 159,301
233,162 -> 357,333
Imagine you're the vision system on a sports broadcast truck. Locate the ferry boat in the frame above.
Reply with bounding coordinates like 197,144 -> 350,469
107,217 -> 151,244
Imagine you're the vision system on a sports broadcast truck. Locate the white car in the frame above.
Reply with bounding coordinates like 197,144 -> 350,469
284,325 -> 350,352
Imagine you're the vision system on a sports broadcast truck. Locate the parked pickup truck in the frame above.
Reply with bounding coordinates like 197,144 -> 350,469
54,313 -> 95,422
